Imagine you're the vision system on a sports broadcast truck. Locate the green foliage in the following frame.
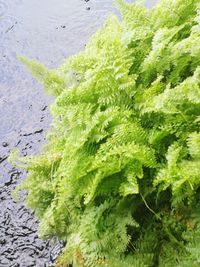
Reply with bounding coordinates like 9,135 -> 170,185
15,0 -> 200,266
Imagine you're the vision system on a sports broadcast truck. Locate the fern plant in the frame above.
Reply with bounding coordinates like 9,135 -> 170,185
13,0 -> 200,266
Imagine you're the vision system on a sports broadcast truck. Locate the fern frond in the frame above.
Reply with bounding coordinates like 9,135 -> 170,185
16,0 -> 200,266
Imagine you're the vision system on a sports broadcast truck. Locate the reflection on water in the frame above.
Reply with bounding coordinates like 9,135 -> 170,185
0,0 -> 157,266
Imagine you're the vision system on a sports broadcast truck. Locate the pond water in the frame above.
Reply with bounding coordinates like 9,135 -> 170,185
0,0 -> 157,266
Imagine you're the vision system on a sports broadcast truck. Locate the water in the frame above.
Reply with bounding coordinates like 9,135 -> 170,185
0,0 -> 157,266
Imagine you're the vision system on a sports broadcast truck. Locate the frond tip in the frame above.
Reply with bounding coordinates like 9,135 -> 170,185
18,54 -> 65,96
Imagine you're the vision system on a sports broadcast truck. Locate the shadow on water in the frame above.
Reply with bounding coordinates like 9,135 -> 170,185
0,0 -> 157,266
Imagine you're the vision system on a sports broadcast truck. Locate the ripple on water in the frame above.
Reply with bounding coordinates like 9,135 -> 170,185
0,103 -> 16,138
0,15 -> 18,40
0,0 -> 128,266
0,102 -> 33,145
0,1 -> 8,17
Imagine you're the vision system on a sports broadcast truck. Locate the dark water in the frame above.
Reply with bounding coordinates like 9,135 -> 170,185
0,0 -> 157,266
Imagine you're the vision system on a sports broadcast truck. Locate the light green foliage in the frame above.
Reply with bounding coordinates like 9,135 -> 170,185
15,0 -> 200,266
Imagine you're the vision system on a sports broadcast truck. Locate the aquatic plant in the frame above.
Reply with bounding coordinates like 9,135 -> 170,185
14,0 -> 200,266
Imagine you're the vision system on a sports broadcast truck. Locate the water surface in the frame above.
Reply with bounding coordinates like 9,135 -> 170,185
0,1 -> 115,266
0,1 -> 157,266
